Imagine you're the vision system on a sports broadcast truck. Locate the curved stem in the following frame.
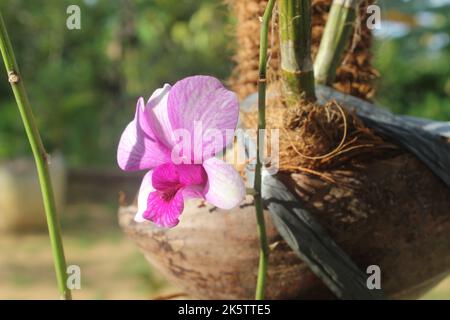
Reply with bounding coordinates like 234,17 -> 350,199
0,12 -> 71,300
254,0 -> 275,300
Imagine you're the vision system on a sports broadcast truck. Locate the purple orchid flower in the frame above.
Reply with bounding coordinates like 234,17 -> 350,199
117,76 -> 245,228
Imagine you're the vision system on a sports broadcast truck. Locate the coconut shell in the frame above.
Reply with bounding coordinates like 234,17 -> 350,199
119,152 -> 450,300
119,197 -> 334,300
277,152 -> 450,299
118,106 -> 450,298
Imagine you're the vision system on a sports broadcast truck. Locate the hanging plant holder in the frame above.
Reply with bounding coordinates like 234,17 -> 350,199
119,83 -> 450,299
119,0 -> 450,299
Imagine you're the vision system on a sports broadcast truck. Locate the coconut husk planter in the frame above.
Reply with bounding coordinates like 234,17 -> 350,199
119,0 -> 450,299
119,197 -> 336,300
241,84 -> 450,299
118,85 -> 450,299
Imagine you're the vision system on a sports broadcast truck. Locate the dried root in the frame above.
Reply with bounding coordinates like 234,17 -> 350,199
241,83 -> 399,177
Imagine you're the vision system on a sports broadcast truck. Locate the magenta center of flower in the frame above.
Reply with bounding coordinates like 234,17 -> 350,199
142,162 -> 208,227
151,162 -> 207,199
159,185 -> 182,202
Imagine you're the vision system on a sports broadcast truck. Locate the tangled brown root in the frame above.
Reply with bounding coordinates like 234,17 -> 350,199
241,84 -> 398,177
227,0 -> 379,100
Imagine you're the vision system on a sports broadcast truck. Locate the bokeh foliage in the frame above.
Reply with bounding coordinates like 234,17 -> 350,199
0,0 -> 233,165
373,0 -> 450,120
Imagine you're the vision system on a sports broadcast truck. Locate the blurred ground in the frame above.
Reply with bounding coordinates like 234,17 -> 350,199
0,199 -> 449,299
0,202 -> 178,299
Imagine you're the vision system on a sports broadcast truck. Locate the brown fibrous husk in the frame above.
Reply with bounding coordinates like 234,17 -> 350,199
227,0 -> 379,100
226,0 -> 388,176
241,84 -> 398,178
237,83 -> 450,299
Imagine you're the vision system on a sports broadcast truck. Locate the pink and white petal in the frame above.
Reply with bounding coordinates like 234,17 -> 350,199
182,184 -> 206,200
202,157 -> 245,209
135,170 -> 155,222
167,76 -> 239,162
144,189 -> 184,228
117,98 -> 171,171
144,84 -> 175,149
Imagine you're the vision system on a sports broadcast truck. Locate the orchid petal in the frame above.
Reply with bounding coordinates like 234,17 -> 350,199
117,98 -> 171,171
144,189 -> 184,228
178,164 -> 208,199
202,157 -> 245,209
182,185 -> 206,200
144,84 -> 175,148
177,164 -> 207,186
152,163 -> 180,191
167,76 -> 239,163
135,170 -> 155,222
134,170 -> 184,228
152,163 -> 207,190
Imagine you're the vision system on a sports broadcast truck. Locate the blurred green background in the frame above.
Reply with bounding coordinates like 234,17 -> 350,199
0,0 -> 233,165
373,0 -> 450,120
0,0 -> 449,299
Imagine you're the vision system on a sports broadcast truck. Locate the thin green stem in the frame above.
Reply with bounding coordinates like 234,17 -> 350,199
314,0 -> 358,85
278,0 -> 316,104
0,13 -> 71,300
254,0 -> 275,300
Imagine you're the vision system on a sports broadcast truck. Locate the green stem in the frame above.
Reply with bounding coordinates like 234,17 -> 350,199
254,0 -> 275,300
278,0 -> 316,104
314,0 -> 358,85
0,13 -> 71,300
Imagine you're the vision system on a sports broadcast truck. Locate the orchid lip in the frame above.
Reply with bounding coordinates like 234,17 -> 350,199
160,186 -> 182,201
